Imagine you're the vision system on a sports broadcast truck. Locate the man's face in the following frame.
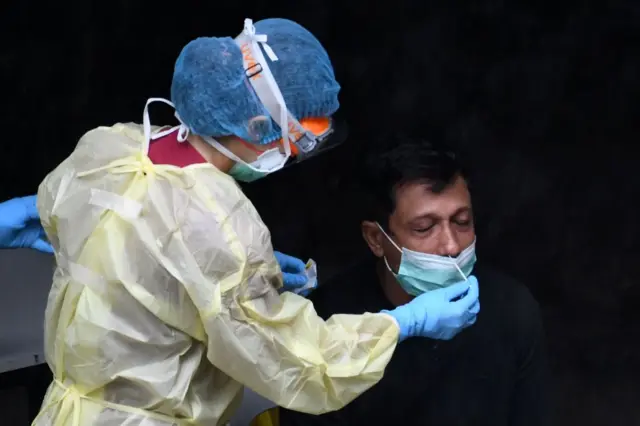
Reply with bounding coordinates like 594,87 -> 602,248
362,175 -> 475,272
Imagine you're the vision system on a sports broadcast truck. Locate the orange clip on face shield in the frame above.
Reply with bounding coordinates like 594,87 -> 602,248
238,116 -> 347,168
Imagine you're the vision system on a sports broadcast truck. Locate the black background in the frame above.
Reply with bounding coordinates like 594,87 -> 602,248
2,1 -> 639,424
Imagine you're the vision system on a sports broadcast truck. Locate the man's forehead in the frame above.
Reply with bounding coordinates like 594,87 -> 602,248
393,177 -> 471,219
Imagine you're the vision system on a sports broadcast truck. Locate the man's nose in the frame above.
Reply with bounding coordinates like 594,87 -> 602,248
438,226 -> 461,257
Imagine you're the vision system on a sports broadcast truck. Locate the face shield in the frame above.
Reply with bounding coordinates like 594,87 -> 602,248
282,116 -> 347,168
202,19 -> 345,177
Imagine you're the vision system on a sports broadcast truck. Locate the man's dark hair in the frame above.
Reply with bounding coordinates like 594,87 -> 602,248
360,137 -> 465,229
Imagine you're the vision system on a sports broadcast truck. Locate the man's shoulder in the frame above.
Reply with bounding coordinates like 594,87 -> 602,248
475,264 -> 543,334
476,265 -> 538,305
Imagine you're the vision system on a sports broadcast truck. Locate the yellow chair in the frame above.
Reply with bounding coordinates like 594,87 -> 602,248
250,407 -> 280,426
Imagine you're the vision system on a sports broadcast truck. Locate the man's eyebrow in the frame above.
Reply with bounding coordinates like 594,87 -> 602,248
452,206 -> 472,215
408,206 -> 472,221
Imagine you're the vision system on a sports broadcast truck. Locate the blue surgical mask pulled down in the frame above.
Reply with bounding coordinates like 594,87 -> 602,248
377,223 -> 477,296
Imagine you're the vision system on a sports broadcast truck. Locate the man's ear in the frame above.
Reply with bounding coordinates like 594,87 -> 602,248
361,221 -> 385,257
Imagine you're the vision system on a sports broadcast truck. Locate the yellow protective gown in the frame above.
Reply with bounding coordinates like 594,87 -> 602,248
33,123 -> 400,426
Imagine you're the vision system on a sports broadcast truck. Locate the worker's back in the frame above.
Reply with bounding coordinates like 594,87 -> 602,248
40,264 -> 243,425
33,123 -> 258,425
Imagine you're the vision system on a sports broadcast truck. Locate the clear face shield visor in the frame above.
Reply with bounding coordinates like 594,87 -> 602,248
236,115 -> 347,170
283,116 -> 347,168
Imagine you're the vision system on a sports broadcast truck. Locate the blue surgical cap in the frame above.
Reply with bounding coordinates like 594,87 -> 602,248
171,18 -> 340,145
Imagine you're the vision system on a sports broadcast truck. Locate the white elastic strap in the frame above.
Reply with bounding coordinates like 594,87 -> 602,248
202,135 -> 284,173
202,135 -> 250,164
383,256 -> 396,276
242,19 -> 279,62
89,188 -> 142,220
174,112 -> 190,141
201,136 -> 286,173
236,19 -> 312,153
142,98 -> 190,153
376,223 -> 403,252
236,20 -> 291,159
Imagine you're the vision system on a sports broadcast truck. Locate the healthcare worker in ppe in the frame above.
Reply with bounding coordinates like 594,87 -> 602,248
32,18 -> 480,426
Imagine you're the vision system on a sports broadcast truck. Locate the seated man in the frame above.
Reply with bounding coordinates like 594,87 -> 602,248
279,138 -> 549,425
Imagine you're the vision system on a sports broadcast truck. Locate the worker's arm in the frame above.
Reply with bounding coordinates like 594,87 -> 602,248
201,268 -> 400,415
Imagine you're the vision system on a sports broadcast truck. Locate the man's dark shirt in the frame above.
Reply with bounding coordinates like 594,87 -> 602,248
279,258 -> 549,426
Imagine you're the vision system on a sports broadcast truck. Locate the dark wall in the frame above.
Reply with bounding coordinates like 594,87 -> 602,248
2,1 -> 639,424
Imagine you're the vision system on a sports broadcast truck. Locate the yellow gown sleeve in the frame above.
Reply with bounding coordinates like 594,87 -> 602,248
205,282 -> 399,414
178,162 -> 400,415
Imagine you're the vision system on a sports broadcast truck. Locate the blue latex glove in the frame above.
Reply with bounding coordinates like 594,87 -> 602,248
0,195 -> 54,254
274,251 -> 309,291
383,276 -> 480,342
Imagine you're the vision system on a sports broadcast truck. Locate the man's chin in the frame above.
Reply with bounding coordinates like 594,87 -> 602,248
386,281 -> 416,306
